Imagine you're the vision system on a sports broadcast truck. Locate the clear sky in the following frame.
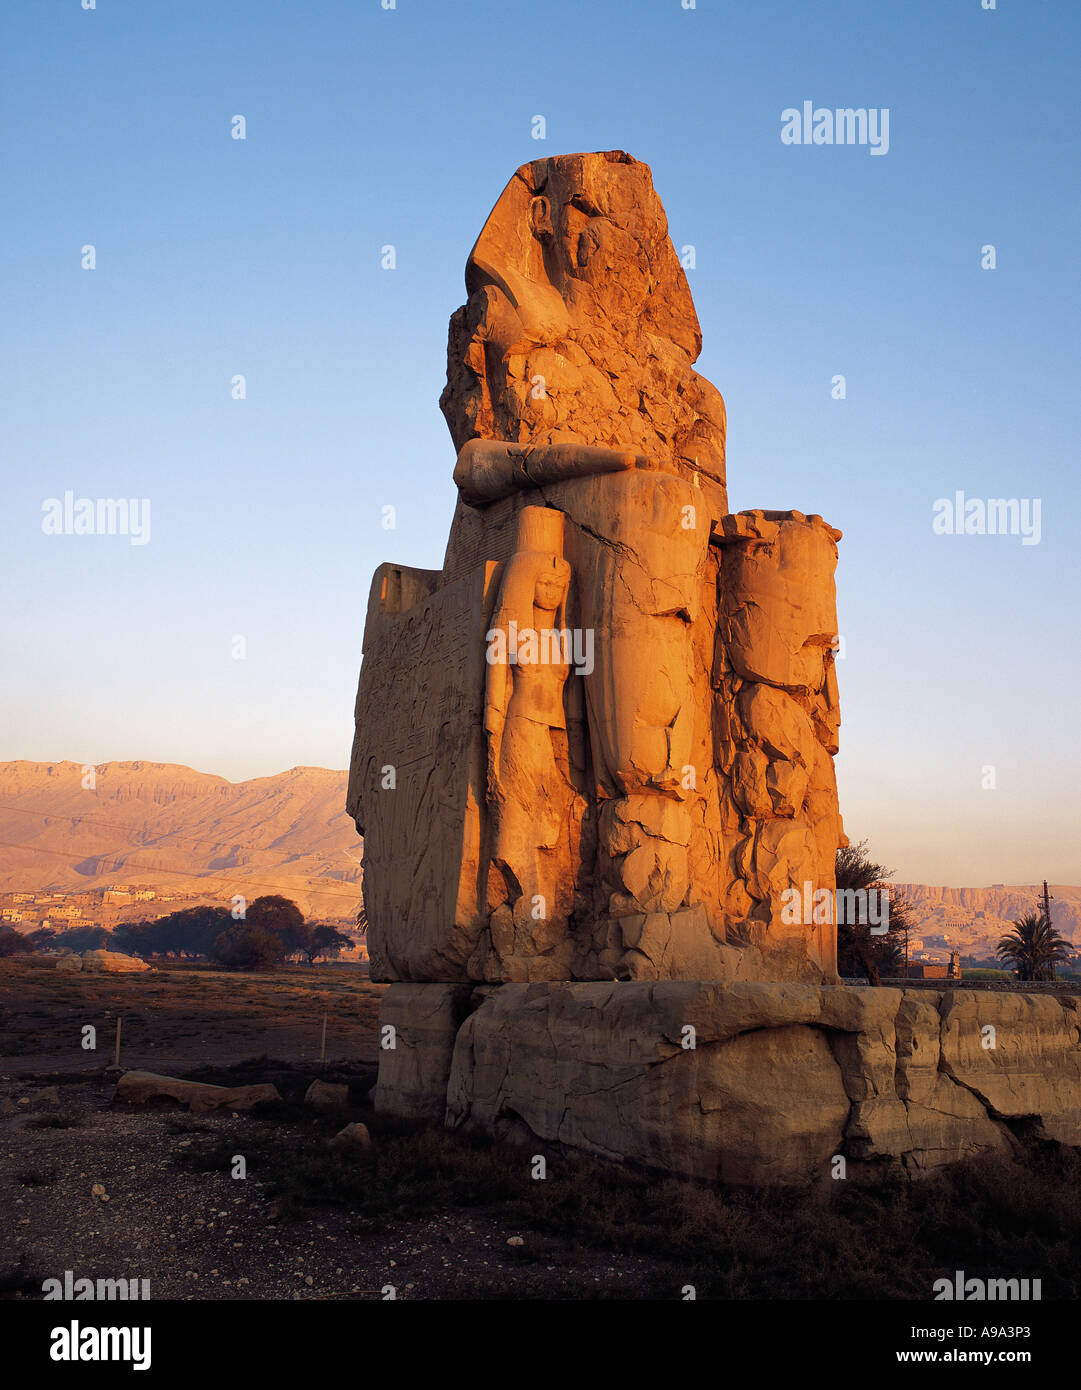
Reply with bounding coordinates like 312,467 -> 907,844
2,0 -> 1078,886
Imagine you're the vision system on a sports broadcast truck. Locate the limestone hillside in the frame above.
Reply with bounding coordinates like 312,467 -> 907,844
0,761 -> 361,921
0,760 -> 1073,942
894,882 -> 1081,952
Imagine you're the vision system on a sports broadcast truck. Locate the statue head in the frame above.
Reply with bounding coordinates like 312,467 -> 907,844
440,152 -> 726,491
532,560 -> 571,617
490,506 -> 571,638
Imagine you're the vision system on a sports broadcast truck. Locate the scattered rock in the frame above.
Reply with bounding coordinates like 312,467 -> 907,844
32,1086 -> 60,1107
81,950 -> 152,974
304,1080 -> 348,1111
327,1122 -> 372,1156
507,1236 -> 524,1247
114,1071 -> 279,1113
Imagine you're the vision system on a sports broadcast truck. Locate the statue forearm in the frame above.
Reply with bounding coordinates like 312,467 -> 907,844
454,438 -> 647,505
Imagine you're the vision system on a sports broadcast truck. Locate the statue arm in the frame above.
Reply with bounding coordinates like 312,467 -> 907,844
454,438 -> 648,506
484,637 -> 510,799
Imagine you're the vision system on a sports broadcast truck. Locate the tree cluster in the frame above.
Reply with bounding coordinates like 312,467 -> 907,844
207,897 -> 353,970
6,896 -> 355,973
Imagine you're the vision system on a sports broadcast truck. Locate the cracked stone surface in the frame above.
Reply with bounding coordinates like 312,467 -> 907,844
434,983 -> 1081,1185
348,152 -> 845,986
346,154 -> 1081,1189
373,985 -> 474,1123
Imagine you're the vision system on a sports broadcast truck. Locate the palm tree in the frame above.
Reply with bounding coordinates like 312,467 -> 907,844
835,840 -> 911,986
995,912 -> 1069,982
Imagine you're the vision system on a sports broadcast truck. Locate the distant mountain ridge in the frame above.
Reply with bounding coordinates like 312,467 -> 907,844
894,882 -> 1081,951
0,760 -> 360,920
0,760 -> 1075,944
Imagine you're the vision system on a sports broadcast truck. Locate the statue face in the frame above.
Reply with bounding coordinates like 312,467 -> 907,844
533,561 -> 570,615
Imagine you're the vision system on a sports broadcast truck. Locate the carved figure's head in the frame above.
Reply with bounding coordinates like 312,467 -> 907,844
441,152 -> 727,492
489,506 -> 571,646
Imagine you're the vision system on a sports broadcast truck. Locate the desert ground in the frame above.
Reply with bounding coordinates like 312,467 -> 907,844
0,959 -> 674,1299
2,958 -> 1079,1302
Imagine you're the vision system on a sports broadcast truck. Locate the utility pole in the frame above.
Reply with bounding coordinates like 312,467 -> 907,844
1039,880 -> 1055,980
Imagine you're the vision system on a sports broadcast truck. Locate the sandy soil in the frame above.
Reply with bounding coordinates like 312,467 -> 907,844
0,959 -> 671,1300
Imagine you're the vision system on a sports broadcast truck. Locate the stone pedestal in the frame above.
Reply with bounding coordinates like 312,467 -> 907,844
373,982 -> 1081,1185
373,984 -> 474,1123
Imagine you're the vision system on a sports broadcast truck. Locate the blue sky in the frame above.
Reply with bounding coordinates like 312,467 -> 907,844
2,0 -> 1078,885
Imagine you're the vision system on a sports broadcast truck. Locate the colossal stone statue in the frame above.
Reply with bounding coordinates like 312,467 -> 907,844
348,150 -> 844,987
349,154 -> 1081,1188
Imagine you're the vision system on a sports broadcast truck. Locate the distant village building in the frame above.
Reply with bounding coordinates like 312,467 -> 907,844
906,963 -> 950,980
904,952 -> 962,982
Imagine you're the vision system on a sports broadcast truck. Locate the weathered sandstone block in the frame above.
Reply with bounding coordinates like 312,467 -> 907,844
114,1071 -> 279,1113
329,1122 -> 372,1155
304,1080 -> 348,1111
80,950 -> 151,973
938,991 -> 1081,1145
364,982 -> 1081,1185
372,983 -> 475,1122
